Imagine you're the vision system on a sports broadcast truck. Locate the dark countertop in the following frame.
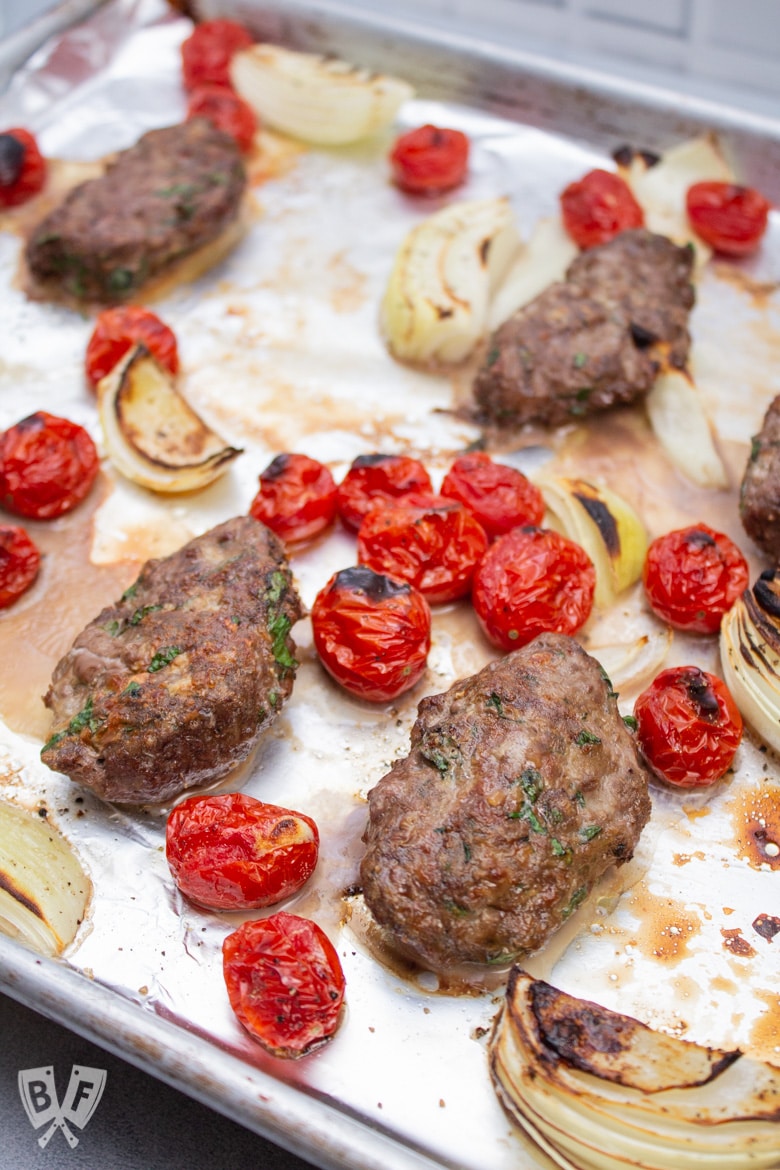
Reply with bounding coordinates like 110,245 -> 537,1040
0,992 -> 320,1170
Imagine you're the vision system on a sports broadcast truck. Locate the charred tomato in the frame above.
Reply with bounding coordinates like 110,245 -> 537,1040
335,453 -> 433,532
643,522 -> 748,634
85,305 -> 180,389
440,451 -> 545,540
357,496 -> 488,605
223,912 -> 345,1058
0,411 -> 99,520
187,84 -> 258,153
181,19 -> 253,91
389,124 -> 470,195
249,453 -> 337,544
311,566 -> 431,702
472,526 -> 596,650
560,168 -> 645,250
166,792 -> 319,911
634,666 -> 743,788
0,128 -> 46,208
686,181 -> 771,257
0,524 -> 40,607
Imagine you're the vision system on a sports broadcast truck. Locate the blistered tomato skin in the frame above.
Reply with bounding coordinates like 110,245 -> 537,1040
222,912 -> 346,1058
187,85 -> 258,153
390,124 -> 470,195
311,566 -> 432,702
686,181 -> 771,257
0,412 -> 99,520
0,525 -> 40,608
472,526 -> 596,650
335,453 -> 433,532
181,19 -> 254,91
634,666 -> 743,788
166,793 -> 319,911
357,496 -> 489,605
0,129 -> 46,208
85,306 -> 180,389
560,168 -> 645,250
440,451 -> 545,540
643,523 -> 749,634
249,453 -> 338,544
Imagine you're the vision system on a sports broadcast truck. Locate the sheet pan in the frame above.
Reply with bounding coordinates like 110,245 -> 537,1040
0,3 -> 779,1169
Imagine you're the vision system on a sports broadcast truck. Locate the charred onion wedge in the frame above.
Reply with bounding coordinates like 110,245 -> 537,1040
491,968 -> 780,1170
0,801 -> 91,956
97,344 -> 242,493
231,43 -> 414,145
536,475 -> 648,608
381,197 -> 521,364
720,569 -> 780,753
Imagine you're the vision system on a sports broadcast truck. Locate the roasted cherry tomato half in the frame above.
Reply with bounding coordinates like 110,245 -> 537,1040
0,524 -> 40,607
181,19 -> 253,91
187,84 -> 258,153
311,566 -> 432,702
643,522 -> 748,635
223,912 -> 346,1059
0,411 -> 99,520
472,525 -> 596,650
0,128 -> 46,208
686,181 -> 771,257
389,124 -> 470,195
634,666 -> 743,788
440,451 -> 545,541
335,453 -> 433,532
357,496 -> 488,605
560,168 -> 645,250
166,792 -> 319,911
249,453 -> 337,544
85,305 -> 180,390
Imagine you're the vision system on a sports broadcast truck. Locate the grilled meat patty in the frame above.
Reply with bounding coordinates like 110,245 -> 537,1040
360,633 -> 652,970
740,394 -> 780,560
473,229 -> 695,427
25,118 -> 246,305
41,516 -> 302,804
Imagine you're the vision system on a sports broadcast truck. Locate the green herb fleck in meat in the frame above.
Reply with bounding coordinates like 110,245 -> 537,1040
623,714 -> 638,731
123,681 -> 142,697
579,824 -> 603,842
575,729 -> 602,747
42,697 -> 103,753
562,885 -> 588,918
519,766 -> 543,802
148,646 -> 183,673
130,604 -> 162,626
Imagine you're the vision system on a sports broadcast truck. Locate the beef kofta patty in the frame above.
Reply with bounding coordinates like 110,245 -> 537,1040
740,394 -> 780,560
473,229 -> 695,427
360,633 -> 652,970
25,118 -> 246,305
41,516 -> 302,804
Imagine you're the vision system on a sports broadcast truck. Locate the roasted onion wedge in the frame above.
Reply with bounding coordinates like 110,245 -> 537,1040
381,197 -> 521,364
232,44 -> 414,145
98,345 -> 242,493
0,801 -> 91,956
537,475 -> 648,608
720,570 -> 780,753
645,366 -> 728,489
490,968 -> 780,1170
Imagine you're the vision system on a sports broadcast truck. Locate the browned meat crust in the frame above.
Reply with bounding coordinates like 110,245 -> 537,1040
41,516 -> 302,804
473,229 -> 695,428
25,118 -> 246,305
360,633 -> 652,970
740,394 -> 780,561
